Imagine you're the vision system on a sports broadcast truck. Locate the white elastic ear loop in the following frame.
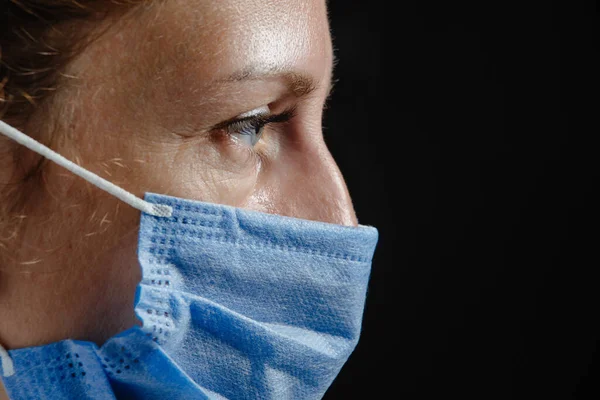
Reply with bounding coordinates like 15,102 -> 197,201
0,120 -> 172,218
0,342 -> 14,377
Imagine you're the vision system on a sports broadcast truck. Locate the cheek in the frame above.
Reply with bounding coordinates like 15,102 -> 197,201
53,90 -> 264,210
117,133 -> 262,208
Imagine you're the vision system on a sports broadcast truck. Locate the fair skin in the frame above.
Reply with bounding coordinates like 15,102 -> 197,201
0,0 -> 355,396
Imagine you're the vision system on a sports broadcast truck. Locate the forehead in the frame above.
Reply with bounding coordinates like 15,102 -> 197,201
126,0 -> 332,86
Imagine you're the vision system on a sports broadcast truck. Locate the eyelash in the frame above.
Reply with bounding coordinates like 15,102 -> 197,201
218,107 -> 297,144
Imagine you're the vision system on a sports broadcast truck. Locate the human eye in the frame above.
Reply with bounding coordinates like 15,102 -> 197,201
227,114 -> 268,147
220,106 -> 297,148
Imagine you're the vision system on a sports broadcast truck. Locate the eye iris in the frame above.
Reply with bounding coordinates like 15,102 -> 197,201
224,107 -> 295,148
239,123 -> 261,136
230,120 -> 265,147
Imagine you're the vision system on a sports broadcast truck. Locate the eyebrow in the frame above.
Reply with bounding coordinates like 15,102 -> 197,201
218,66 -> 332,98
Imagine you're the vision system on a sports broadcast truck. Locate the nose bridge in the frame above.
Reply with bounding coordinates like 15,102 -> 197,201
278,137 -> 358,227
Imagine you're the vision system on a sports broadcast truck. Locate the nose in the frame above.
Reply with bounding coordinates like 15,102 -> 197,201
267,134 -> 358,227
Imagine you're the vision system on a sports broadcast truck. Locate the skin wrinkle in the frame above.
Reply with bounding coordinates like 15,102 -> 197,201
0,5 -> 357,398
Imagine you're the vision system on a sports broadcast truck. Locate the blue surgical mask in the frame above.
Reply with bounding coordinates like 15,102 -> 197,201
0,120 -> 378,399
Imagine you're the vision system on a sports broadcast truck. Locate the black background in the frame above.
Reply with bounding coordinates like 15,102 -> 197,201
324,1 -> 597,399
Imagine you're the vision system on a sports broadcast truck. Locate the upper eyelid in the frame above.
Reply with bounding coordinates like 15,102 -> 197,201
223,114 -> 270,132
212,114 -> 266,131
214,106 -> 297,132
227,118 -> 261,132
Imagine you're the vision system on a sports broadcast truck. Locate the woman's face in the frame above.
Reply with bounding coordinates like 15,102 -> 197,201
0,0 -> 356,350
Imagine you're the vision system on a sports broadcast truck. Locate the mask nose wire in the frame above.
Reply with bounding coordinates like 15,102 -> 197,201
0,120 -> 172,218
0,342 -> 14,377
